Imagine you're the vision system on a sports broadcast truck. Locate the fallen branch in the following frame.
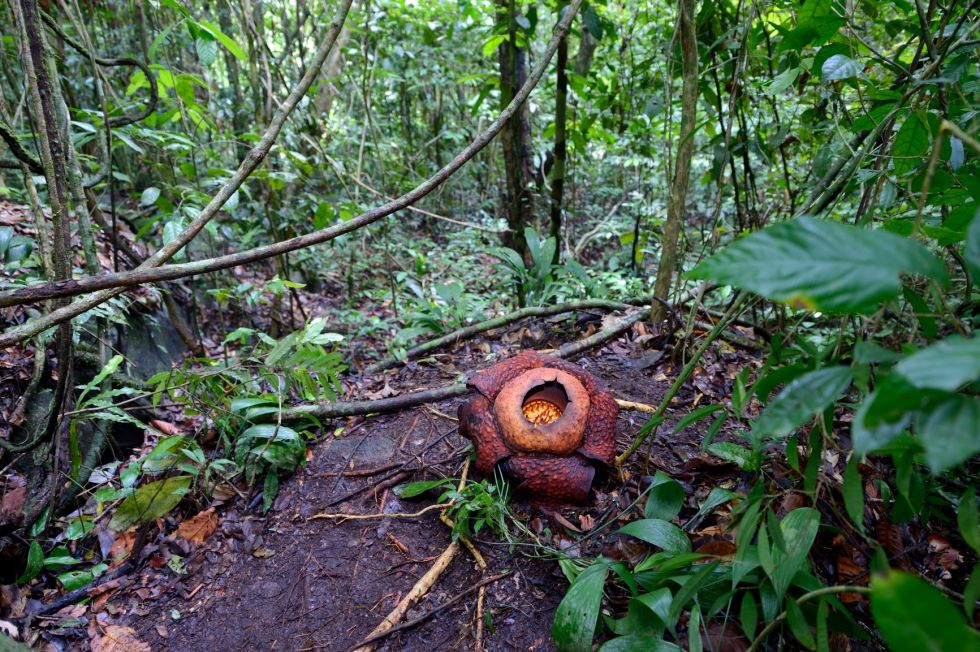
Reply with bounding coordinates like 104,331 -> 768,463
346,571 -> 512,652
284,306 -> 649,421
365,298 -> 638,374
0,0 -> 584,347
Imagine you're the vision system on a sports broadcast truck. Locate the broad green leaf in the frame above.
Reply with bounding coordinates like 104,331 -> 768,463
766,67 -> 800,95
17,541 -> 43,584
779,0 -> 845,51
916,396 -> 980,473
196,37 -> 218,66
692,488 -> 741,523
764,508 -> 820,603
553,561 -> 608,652
892,113 -> 932,175
740,591 -> 758,639
871,571 -> 980,652
822,54 -> 862,81
644,472 -> 685,520
843,456 -> 866,534
967,209 -> 980,281
140,187 -> 161,206
196,20 -> 247,61
706,442 -> 760,471
619,519 -> 691,554
667,560 -> 721,627
108,475 -> 192,530
786,597 -> 816,648
598,636 -> 683,652
965,566 -> 980,621
687,217 -> 947,314
893,335 -> 980,391
958,487 -> 979,555
631,588 -> 672,629
751,367 -> 853,442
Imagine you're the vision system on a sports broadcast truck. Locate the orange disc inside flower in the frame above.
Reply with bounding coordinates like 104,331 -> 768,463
522,399 -> 563,425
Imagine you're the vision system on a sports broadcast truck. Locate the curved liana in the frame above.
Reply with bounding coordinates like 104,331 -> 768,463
459,350 -> 618,504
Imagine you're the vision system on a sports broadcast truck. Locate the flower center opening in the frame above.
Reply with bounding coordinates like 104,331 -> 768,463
521,381 -> 569,425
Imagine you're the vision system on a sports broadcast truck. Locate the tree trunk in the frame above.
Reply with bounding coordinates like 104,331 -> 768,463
218,3 -> 248,159
14,0 -> 75,513
496,0 -> 534,293
651,0 -> 698,323
549,31 -> 568,263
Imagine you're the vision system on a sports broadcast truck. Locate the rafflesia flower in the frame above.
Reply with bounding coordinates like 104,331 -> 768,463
458,350 -> 619,503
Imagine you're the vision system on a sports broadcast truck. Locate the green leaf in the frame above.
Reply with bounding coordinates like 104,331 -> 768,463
692,488 -> 741,523
196,20 -> 247,61
108,476 -> 192,530
58,568 -> 100,591
966,209 -> 980,281
619,519 -> 691,554
786,597 -> 816,648
965,565 -> 980,621
821,54 -> 862,81
195,37 -> 218,67
631,588 -> 672,629
644,472 -> 685,521
892,113 -> 932,175
871,571 -> 980,652
751,367 -> 853,442
740,591 -> 758,639
843,456 -> 866,534
917,396 -> 980,474
598,636 -> 683,652
687,217 -> 947,314
959,487 -> 979,555
262,470 -> 278,513
893,336 -> 980,391
763,508 -> 820,604
583,5 -> 603,39
766,67 -> 801,95
140,187 -> 161,207
706,443 -> 760,471
17,541 -> 43,584
673,404 -> 724,434
667,560 -> 720,627
394,478 -> 454,498
553,560 -> 608,652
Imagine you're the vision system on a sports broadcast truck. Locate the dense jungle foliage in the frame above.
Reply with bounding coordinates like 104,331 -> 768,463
0,0 -> 978,649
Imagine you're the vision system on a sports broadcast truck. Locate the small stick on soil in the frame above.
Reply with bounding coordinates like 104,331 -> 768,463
345,570 -> 513,652
615,399 -> 656,413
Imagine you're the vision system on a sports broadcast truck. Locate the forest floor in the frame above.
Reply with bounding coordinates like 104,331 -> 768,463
0,200 -> 761,651
114,337 -> 756,652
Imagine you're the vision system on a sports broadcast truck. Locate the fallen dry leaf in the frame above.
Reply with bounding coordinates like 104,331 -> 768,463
578,513 -> 596,531
1,486 -> 26,517
109,529 -> 137,563
91,625 -> 151,652
149,420 -> 180,435
176,507 -> 219,545
695,540 -> 737,558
